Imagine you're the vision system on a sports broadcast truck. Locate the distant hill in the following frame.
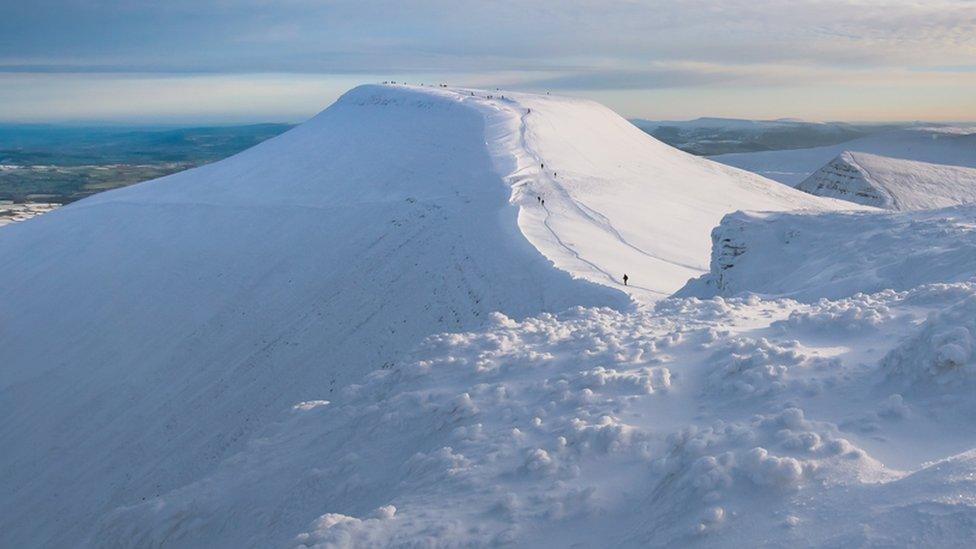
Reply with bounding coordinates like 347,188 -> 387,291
631,117 -> 896,155
0,123 -> 295,165
712,126 -> 976,184
0,123 -> 294,203
796,151 -> 976,210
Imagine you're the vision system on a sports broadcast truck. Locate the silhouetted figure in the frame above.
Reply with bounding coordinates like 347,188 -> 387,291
554,172 -> 557,178
541,163 -> 544,169
537,196 -> 541,202
623,274 -> 629,286
541,199 -> 545,206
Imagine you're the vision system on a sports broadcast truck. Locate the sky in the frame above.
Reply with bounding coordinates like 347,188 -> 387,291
3,0 -> 975,123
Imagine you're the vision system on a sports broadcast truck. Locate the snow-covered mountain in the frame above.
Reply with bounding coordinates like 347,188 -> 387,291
712,127 -> 976,184
795,151 -> 976,210
0,84 -> 848,547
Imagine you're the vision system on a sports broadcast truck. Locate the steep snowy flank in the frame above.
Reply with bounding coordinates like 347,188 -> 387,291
679,205 -> 976,301
712,127 -> 976,185
478,88 -> 851,299
797,151 -> 976,210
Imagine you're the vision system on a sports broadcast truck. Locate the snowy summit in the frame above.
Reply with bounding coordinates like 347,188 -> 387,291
796,151 -> 976,210
4,84 -> 976,547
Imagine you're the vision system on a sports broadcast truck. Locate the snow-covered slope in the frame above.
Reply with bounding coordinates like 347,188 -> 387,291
712,127 -> 976,185
679,205 -> 976,301
92,250 -> 976,547
0,85 -> 624,548
492,89 -> 850,299
0,84 -> 848,547
796,151 -> 976,210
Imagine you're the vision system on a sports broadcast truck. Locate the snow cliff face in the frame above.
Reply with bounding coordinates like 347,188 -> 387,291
483,88 -> 850,299
797,151 -> 976,210
679,205 -> 976,301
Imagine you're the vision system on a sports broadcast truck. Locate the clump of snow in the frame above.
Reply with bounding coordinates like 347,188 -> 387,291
294,506 -> 398,548
705,337 -> 838,398
8,82 -> 976,548
883,294 -> 976,390
776,294 -> 894,334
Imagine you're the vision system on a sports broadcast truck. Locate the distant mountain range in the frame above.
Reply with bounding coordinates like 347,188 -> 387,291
632,116 -> 925,156
0,123 -> 293,203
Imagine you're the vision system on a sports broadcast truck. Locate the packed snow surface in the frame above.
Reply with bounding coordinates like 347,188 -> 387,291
713,127 -> 976,185
796,151 -> 976,210
3,84 -> 973,548
680,205 -> 976,301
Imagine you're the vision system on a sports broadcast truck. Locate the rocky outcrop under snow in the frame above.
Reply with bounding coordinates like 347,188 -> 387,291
797,151 -> 976,210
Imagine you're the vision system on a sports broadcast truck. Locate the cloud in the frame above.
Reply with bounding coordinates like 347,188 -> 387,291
4,1 -> 975,75
2,1 -> 974,121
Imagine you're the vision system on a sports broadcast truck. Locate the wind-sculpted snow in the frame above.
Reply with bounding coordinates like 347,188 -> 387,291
85,281 -> 976,547
680,205 -> 976,301
797,151 -> 976,210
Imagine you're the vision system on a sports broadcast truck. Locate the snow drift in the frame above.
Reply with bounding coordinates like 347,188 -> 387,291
0,84 -> 845,547
679,205 -> 976,301
796,151 -> 976,210
712,127 -> 976,185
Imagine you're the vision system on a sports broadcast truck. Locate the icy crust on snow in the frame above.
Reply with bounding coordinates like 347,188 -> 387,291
86,281 -> 976,547
680,205 -> 976,301
796,151 -> 976,210
713,127 -> 976,185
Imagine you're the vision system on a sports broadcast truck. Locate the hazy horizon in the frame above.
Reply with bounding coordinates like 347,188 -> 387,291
4,1 -> 975,123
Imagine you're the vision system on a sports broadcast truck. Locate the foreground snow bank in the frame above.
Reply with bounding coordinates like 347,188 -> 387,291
680,205 -> 976,301
89,281 -> 976,546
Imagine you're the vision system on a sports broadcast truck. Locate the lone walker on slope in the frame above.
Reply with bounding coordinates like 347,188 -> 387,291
623,274 -> 629,286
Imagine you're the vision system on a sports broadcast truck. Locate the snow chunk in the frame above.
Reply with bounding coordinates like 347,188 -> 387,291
883,294 -> 976,390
